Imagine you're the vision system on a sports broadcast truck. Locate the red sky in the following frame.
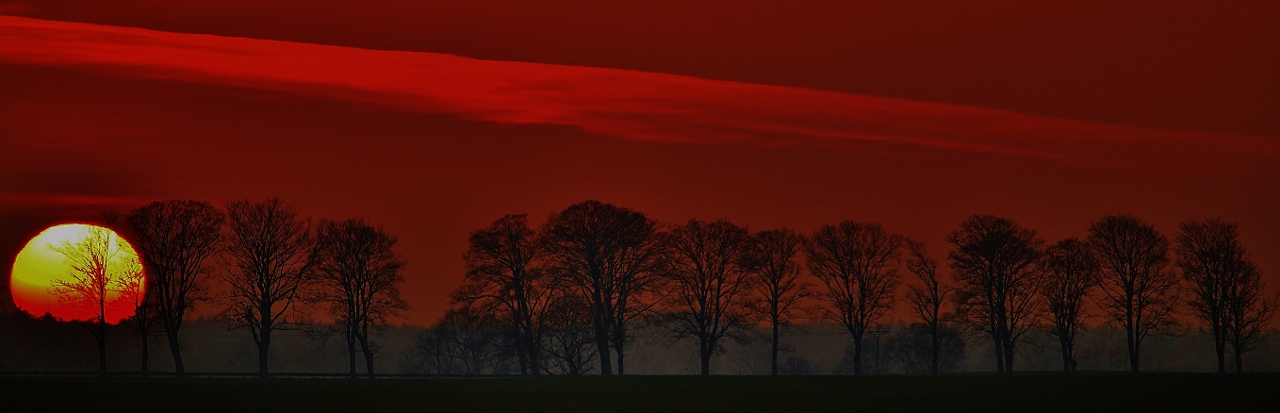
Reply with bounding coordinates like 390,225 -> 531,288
2,0 -> 1278,325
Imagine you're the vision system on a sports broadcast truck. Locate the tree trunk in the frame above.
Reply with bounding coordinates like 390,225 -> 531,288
258,333 -> 271,379
991,332 -> 1004,374
347,329 -> 358,378
258,307 -> 273,379
591,292 -> 613,376
1002,340 -> 1016,373
1059,338 -> 1072,373
771,322 -> 780,376
358,330 -> 376,379
1214,335 -> 1227,374
525,329 -> 541,376
1233,346 -> 1244,373
929,323 -> 939,375
594,328 -> 612,375
850,337 -> 863,375
1125,325 -> 1139,373
615,344 -> 626,375
166,330 -> 186,377
700,336 -> 714,376
98,316 -> 108,376
140,333 -> 150,378
516,334 -> 530,375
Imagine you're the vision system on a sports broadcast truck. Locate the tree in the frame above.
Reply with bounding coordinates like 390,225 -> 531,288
401,324 -> 458,375
881,323 -> 966,374
541,295 -> 597,375
540,200 -> 664,375
218,197 -> 320,378
947,215 -> 1043,374
103,210 -> 162,377
454,214 -> 554,376
659,219 -> 755,375
315,218 -> 410,378
114,255 -> 162,377
805,221 -> 902,375
1176,218 -> 1276,373
1040,238 -> 1100,373
402,306 -> 516,375
903,240 -> 955,375
1088,214 -> 1179,373
744,228 -> 811,376
126,200 -> 224,377
49,224 -> 141,376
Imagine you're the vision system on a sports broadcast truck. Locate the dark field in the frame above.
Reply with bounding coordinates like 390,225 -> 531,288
2,374 -> 1276,412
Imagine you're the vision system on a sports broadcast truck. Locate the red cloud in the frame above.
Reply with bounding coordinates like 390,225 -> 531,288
1,15 -> 1275,179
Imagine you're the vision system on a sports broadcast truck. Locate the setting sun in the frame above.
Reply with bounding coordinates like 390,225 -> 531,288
9,223 -> 144,323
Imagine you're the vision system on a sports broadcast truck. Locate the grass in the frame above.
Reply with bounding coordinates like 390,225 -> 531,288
2,373 -> 1277,412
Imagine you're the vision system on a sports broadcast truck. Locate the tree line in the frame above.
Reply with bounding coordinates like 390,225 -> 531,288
414,201 -> 1275,376
48,198 -> 409,379
41,198 -> 1276,377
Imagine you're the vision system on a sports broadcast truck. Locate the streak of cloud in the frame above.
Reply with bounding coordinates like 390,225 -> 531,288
2,15 -> 1275,180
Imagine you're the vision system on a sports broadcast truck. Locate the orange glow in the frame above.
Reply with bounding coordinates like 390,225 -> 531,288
9,224 -> 144,323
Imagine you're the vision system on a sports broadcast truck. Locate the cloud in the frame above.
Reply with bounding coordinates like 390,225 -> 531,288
0,15 -> 1276,179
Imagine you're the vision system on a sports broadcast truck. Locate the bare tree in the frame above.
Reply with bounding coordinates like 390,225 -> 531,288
126,200 -> 224,377
1087,214 -> 1179,373
315,218 -> 410,378
947,215 -> 1043,374
744,228 -> 811,376
454,214 -> 554,376
49,224 -> 140,375
541,295 -> 597,375
102,210 -> 162,377
903,240 -> 954,375
113,255 -> 161,376
805,221 -> 902,375
1176,218 -> 1276,373
540,200 -> 664,375
446,306 -> 516,375
1040,238 -> 1099,373
883,323 -> 967,374
605,224 -> 667,376
401,306 -> 516,376
401,326 -> 457,375
659,219 -> 755,375
218,197 -> 320,378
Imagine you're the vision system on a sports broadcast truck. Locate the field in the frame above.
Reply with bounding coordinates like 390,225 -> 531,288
2,373 -> 1276,412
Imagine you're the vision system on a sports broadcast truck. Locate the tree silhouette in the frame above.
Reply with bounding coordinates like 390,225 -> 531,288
1176,218 -> 1276,373
126,200 -> 224,377
315,218 -> 410,378
805,221 -> 902,375
882,323 -> 966,374
49,224 -> 140,376
947,215 -> 1043,373
1087,214 -> 1179,373
403,306 -> 516,375
541,295 -> 597,375
540,200 -> 664,375
218,197 -> 320,378
659,219 -> 755,376
454,214 -> 554,376
903,240 -> 954,375
743,228 -> 811,376
401,324 -> 457,375
1040,238 -> 1100,373
113,254 -> 161,376
102,210 -> 162,377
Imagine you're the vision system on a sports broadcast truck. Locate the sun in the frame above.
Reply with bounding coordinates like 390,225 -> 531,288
9,223 -> 145,323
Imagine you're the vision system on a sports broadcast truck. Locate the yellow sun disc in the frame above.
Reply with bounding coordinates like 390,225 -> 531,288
9,223 -> 144,323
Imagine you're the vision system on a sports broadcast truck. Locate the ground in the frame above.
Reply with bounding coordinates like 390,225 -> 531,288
2,373 -> 1275,412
